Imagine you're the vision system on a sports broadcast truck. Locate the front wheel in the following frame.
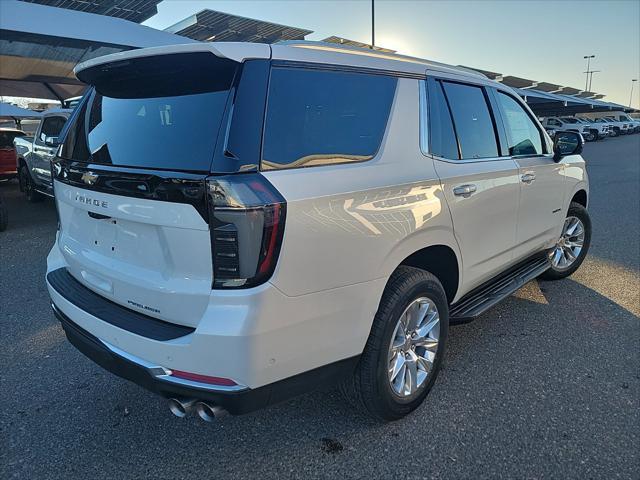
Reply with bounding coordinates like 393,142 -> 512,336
343,266 -> 449,421
540,202 -> 591,281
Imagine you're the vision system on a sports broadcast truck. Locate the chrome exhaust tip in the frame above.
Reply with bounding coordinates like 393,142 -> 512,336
196,402 -> 228,422
168,397 -> 197,418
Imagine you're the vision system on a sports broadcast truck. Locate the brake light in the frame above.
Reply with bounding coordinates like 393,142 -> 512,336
206,173 -> 286,289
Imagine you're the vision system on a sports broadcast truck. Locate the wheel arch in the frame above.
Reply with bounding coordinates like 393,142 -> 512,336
379,228 -> 462,306
398,245 -> 459,303
571,189 -> 588,208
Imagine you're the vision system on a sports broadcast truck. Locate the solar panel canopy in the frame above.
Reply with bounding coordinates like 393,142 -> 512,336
165,9 -> 312,43
20,0 -> 162,23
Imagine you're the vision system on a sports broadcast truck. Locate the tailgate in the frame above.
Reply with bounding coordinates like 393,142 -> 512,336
54,178 -> 211,328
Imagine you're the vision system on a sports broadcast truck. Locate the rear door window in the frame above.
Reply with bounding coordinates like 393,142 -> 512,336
60,53 -> 238,172
442,82 -> 498,160
496,92 -> 544,156
261,67 -> 397,170
428,80 -> 459,159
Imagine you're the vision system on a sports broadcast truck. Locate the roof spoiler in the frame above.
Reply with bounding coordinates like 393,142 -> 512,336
74,42 -> 271,79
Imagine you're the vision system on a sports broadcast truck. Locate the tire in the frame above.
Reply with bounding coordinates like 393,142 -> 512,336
540,202 -> 591,281
0,196 -> 7,232
19,166 -> 43,203
343,266 -> 449,421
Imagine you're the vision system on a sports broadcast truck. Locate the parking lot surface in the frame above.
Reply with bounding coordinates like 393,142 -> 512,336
1,135 -> 639,479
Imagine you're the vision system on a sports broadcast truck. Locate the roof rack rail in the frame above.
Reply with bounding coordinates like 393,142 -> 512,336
275,40 -> 488,79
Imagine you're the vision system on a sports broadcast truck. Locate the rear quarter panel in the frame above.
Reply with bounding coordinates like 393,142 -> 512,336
263,78 -> 459,298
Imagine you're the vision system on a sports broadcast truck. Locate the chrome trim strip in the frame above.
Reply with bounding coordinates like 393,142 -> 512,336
154,374 -> 249,393
99,339 -> 249,393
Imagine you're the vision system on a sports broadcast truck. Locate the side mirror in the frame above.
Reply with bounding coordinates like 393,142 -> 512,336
553,131 -> 583,162
44,136 -> 60,147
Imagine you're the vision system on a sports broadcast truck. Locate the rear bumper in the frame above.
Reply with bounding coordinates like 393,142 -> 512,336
46,234 -> 373,412
53,303 -> 358,415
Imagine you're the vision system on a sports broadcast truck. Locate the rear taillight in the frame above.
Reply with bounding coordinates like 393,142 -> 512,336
206,173 -> 286,289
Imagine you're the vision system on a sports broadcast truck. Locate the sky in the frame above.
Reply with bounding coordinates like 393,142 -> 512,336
143,0 -> 640,108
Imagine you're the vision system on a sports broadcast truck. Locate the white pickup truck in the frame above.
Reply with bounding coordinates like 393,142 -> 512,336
573,117 -> 609,140
541,117 -> 593,141
601,116 -> 632,136
14,108 -> 71,202
608,114 -> 640,134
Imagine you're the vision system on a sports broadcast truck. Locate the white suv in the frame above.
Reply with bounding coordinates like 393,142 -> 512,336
541,117 -> 593,140
46,42 -> 591,421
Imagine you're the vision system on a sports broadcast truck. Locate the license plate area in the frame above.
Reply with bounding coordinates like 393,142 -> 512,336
90,214 -> 119,256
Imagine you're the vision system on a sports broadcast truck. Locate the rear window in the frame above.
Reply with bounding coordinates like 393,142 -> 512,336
261,67 -> 397,170
442,82 -> 498,160
428,80 -> 459,160
60,53 -> 238,172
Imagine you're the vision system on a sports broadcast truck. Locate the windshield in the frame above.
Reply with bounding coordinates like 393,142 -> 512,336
61,53 -> 238,172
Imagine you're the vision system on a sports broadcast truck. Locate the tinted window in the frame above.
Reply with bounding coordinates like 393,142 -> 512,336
442,82 -> 498,159
262,68 -> 397,170
428,81 -> 459,159
40,116 -> 67,141
496,92 -> 543,156
60,53 -> 238,172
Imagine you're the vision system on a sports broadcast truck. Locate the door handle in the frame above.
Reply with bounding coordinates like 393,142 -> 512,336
521,173 -> 536,184
453,184 -> 477,198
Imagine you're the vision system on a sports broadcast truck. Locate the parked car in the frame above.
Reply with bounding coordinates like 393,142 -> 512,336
47,42 -> 591,422
601,116 -> 631,136
541,117 -> 592,141
572,117 -> 609,140
609,114 -> 640,133
590,117 -> 615,135
14,108 -> 71,201
0,128 -> 27,180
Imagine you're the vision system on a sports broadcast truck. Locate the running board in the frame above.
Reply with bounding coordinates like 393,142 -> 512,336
450,255 -> 550,324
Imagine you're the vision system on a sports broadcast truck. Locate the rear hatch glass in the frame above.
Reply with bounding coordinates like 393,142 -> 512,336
62,52 -> 238,172
54,53 -> 239,328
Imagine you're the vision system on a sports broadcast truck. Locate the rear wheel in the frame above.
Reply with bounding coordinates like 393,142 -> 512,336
19,166 -> 43,203
343,266 -> 448,421
541,202 -> 591,280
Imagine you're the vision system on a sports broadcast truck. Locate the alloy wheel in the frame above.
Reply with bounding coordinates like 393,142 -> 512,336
387,297 -> 440,398
549,216 -> 585,270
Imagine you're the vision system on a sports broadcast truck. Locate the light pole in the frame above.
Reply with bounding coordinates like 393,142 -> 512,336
371,0 -> 375,49
630,79 -> 638,107
583,55 -> 595,91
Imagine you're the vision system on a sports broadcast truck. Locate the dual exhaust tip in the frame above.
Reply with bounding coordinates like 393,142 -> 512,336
168,397 -> 227,422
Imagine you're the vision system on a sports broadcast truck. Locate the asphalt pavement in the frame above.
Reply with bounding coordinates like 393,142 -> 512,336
1,134 -> 638,479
